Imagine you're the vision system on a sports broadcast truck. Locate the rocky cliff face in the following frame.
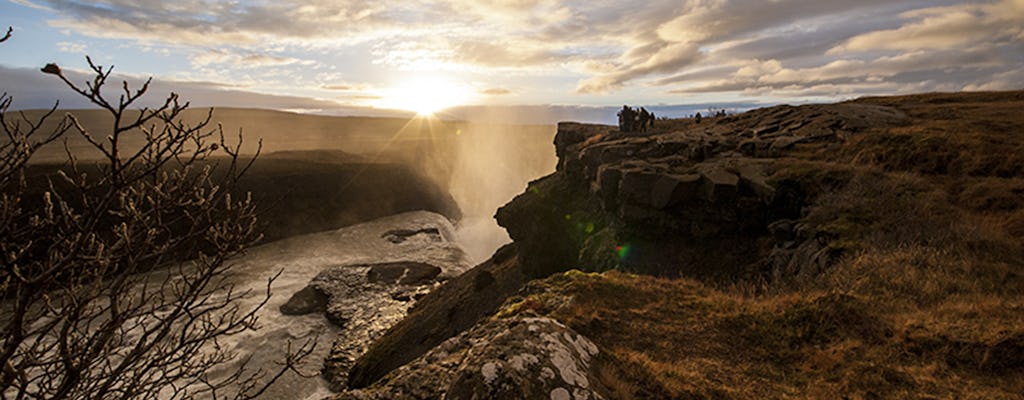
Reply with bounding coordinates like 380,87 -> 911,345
498,102 -> 909,282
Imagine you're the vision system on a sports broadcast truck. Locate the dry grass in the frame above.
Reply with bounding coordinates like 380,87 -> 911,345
503,265 -> 1022,399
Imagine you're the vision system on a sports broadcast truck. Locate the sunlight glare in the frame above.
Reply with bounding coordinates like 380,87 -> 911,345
379,76 -> 470,116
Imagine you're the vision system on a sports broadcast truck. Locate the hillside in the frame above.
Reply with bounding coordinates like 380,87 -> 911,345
338,91 -> 1024,399
16,107 -> 558,243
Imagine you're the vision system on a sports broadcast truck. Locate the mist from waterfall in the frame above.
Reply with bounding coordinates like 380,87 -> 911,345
443,110 -> 558,263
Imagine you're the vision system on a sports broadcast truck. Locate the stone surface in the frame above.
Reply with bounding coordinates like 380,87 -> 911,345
279,286 -> 329,315
345,244 -> 527,391
335,317 -> 607,400
366,262 -> 442,285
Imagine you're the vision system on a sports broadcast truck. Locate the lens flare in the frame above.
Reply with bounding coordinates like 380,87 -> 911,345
615,244 -> 632,260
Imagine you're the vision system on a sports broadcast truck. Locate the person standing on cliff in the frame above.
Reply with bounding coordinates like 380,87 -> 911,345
639,107 -> 651,133
695,112 -> 703,124
618,105 -> 629,132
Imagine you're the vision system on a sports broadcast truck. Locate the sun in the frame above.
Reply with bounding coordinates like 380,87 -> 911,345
379,76 -> 470,116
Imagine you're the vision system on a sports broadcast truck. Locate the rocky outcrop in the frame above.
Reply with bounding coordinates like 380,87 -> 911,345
498,102 -> 909,281
316,262 -> 440,389
337,317 -> 607,400
345,244 -> 527,390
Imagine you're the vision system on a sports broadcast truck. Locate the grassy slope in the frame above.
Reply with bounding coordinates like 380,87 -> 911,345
499,91 -> 1024,399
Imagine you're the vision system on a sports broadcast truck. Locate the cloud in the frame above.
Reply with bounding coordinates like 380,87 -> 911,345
189,49 -> 311,68
573,0 -> 935,93
577,42 -> 702,93
56,41 -> 87,54
321,83 -> 371,91
671,44 -> 1022,96
832,0 -> 1024,52
480,88 -> 513,96
7,0 -> 51,10
12,0 -> 1024,104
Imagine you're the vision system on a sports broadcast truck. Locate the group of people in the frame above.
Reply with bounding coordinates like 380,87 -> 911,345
617,105 -> 655,133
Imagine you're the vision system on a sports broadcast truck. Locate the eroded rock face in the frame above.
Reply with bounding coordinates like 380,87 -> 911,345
499,102 -> 909,280
336,317 -> 607,400
345,244 -> 527,391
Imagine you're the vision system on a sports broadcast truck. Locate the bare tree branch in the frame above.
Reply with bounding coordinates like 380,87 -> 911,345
0,57 -> 309,400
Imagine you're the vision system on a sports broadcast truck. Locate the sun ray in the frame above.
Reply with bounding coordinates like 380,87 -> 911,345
377,76 -> 471,116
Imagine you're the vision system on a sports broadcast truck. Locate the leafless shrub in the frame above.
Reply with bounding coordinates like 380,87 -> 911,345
0,37 -> 314,400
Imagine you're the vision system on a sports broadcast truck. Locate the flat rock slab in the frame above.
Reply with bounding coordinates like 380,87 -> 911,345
366,262 -> 442,286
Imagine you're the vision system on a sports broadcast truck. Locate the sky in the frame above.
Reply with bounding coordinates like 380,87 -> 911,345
0,0 -> 1022,122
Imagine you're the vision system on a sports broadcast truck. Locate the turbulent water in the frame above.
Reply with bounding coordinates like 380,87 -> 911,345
153,211 -> 472,399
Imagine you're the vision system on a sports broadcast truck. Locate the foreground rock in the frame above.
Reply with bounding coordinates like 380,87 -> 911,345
345,244 -> 526,390
337,317 -> 607,400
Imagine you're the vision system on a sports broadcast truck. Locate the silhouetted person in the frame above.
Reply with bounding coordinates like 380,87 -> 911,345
695,112 -> 702,124
639,107 -> 651,133
618,105 -> 630,132
649,112 -> 655,128
618,106 -> 625,131
624,106 -> 636,133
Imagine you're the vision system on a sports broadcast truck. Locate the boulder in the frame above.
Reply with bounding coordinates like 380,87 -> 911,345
279,286 -> 329,315
336,317 -> 608,400
594,164 -> 623,210
618,168 -> 662,206
698,165 -> 740,202
733,163 -> 776,200
650,173 -> 701,209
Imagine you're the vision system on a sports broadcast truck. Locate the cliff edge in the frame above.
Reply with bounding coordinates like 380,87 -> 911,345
340,91 -> 1024,399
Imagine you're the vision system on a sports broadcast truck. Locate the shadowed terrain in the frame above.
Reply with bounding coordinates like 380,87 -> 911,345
18,108 -> 557,244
